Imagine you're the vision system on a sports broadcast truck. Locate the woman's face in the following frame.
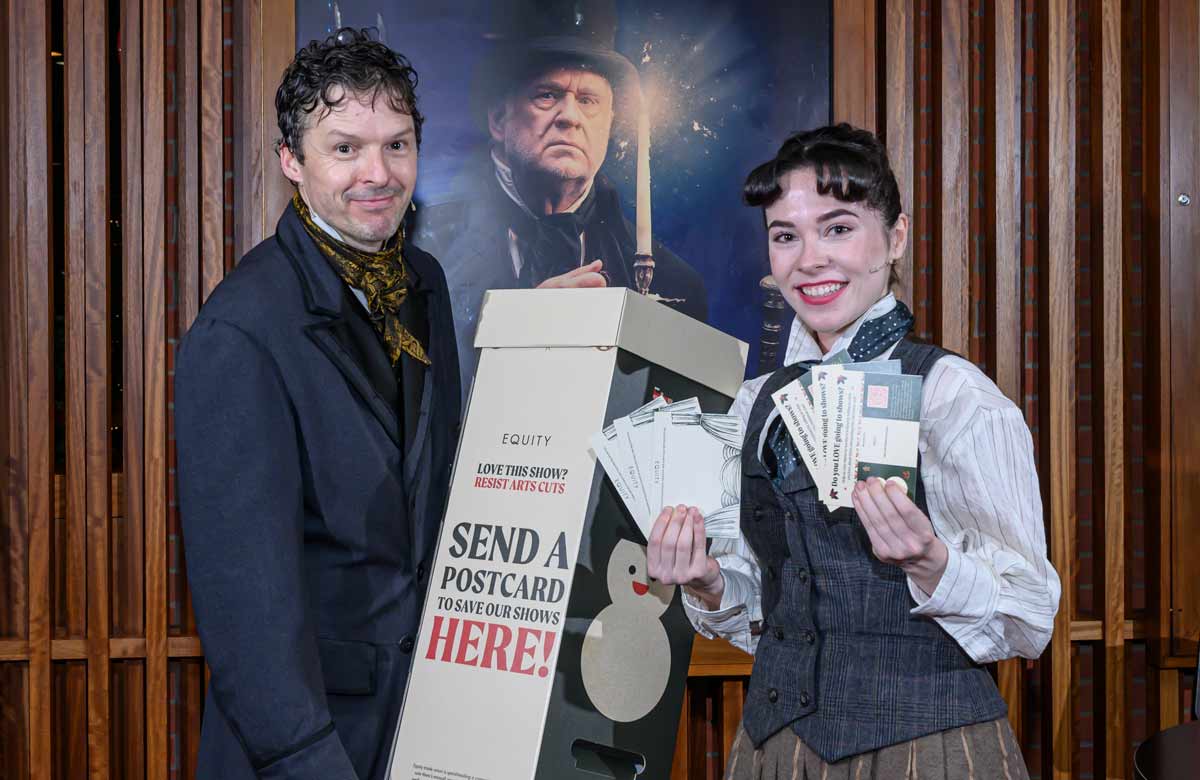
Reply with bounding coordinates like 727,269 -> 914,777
766,168 -> 908,352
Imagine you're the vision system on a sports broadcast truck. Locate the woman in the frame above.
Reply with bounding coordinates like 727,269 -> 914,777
646,124 -> 1060,779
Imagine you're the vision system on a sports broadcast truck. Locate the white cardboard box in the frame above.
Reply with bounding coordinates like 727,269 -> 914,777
388,289 -> 747,780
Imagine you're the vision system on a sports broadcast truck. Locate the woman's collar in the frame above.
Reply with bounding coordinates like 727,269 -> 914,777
783,292 -> 898,365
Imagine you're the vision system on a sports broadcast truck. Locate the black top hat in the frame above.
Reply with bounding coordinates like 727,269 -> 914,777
480,0 -> 640,100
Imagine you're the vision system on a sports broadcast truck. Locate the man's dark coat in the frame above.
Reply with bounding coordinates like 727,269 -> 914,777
175,202 -> 461,780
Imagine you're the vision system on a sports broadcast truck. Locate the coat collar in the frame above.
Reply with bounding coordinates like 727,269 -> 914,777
277,201 -> 437,454
276,200 -> 431,319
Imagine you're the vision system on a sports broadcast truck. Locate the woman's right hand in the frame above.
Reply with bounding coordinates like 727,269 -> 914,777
646,505 -> 725,610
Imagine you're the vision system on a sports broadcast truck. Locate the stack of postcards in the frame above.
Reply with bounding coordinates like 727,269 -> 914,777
591,397 -> 744,539
770,351 -> 923,512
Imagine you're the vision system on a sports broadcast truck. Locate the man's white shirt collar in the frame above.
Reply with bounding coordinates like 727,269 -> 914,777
307,205 -> 370,313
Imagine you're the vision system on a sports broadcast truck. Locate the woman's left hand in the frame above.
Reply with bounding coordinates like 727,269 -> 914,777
851,477 -> 949,596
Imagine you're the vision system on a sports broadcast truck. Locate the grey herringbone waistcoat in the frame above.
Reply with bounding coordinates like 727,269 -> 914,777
738,339 -> 1007,763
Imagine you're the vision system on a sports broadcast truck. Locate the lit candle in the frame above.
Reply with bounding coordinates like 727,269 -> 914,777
636,89 -> 652,256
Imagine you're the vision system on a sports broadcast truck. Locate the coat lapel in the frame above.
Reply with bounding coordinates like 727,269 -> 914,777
277,204 -> 403,449
404,242 -> 462,560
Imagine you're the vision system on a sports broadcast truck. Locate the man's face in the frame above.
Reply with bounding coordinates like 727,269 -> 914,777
279,88 -> 417,251
490,67 -> 614,185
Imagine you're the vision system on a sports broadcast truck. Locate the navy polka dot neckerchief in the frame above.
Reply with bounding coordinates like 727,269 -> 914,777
845,300 -> 916,363
764,301 -> 916,486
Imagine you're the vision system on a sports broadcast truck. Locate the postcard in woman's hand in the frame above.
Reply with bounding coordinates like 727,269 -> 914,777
590,400 -> 743,539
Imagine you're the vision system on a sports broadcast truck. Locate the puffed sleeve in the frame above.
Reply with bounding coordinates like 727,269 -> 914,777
909,356 -> 1062,663
681,375 -> 769,655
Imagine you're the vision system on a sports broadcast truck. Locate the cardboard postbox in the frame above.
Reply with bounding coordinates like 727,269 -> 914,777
387,289 -> 748,780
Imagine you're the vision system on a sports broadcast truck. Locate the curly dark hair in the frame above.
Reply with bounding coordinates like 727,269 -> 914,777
744,124 -> 904,287
743,124 -> 902,227
275,27 -> 424,163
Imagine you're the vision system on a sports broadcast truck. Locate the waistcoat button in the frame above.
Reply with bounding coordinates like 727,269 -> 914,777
798,568 -> 809,583
400,636 -> 415,654
767,566 -> 777,580
768,688 -> 779,704
774,627 -> 785,641
803,630 -> 815,644
799,691 -> 811,706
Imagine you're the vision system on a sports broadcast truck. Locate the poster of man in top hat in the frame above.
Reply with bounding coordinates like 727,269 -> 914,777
297,0 -> 831,390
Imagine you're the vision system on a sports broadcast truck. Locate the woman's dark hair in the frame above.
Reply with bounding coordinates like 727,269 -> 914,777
743,124 -> 902,228
275,28 -> 423,162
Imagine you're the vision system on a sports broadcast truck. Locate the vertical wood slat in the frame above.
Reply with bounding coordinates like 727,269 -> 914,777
1153,0 -> 1174,666
938,0 -> 969,355
1166,0 -> 1200,662
670,684 -> 689,780
1100,2 -> 1126,776
261,0 -> 295,231
233,0 -> 265,258
0,0 -> 15,647
1046,0 -> 1077,777
832,0 -> 878,132
0,0 -> 8,649
14,0 -> 55,777
120,0 -> 146,647
119,0 -> 152,769
991,0 -> 1022,405
144,0 -> 171,777
990,0 -> 1024,737
884,0 -> 915,303
200,0 -> 224,300
82,0 -> 113,776
1157,669 -> 1180,729
720,679 -> 743,762
65,0 -> 90,643
179,0 -> 202,334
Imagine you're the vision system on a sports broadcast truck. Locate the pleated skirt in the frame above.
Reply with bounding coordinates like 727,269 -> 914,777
724,718 -> 1030,780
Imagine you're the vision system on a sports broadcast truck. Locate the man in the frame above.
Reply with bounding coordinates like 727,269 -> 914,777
175,29 -> 459,780
417,1 -> 709,391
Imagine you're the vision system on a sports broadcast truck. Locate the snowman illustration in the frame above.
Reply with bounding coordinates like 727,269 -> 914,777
580,539 -> 677,722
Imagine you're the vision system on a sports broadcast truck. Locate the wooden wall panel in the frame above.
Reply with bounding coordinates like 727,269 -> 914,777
51,662 -> 87,780
11,1 -> 56,777
117,0 -> 146,646
1165,0 -> 1200,664
63,0 -> 89,644
83,0 -> 113,776
199,0 -> 224,300
990,0 -> 1024,736
109,661 -> 146,780
884,0 -> 915,302
832,0 -> 877,132
143,1 -> 170,778
0,665 -> 30,776
232,0 -> 294,255
1046,2 -> 1078,778
938,0 -> 969,355
1100,0 -> 1128,774
232,0 -> 265,258
991,0 -> 1022,404
261,0 -> 295,233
